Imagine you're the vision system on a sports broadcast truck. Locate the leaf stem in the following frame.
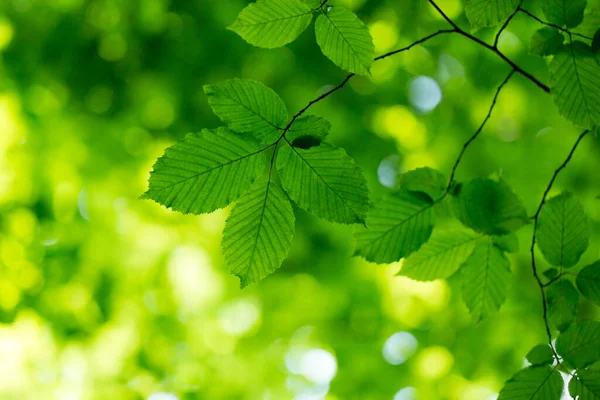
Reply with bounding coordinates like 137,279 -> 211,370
530,129 -> 590,361
518,8 -> 593,41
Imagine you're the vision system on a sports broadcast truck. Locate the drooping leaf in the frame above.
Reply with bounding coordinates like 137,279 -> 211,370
396,167 -> 447,201
398,230 -> 477,281
537,192 -> 589,268
461,238 -> 512,321
277,142 -> 369,224
526,345 -> 555,366
570,369 -> 600,400
576,261 -> 600,305
529,28 -> 564,57
547,279 -> 579,332
228,0 -> 313,49
493,233 -> 520,253
315,6 -> 374,75
287,115 -> 331,143
141,128 -> 266,215
556,321 -> 600,369
541,0 -> 587,28
497,366 -> 563,400
204,79 -> 288,143
451,178 -> 529,236
354,190 -> 434,263
549,42 -> 600,129
464,0 -> 520,30
222,181 -> 295,288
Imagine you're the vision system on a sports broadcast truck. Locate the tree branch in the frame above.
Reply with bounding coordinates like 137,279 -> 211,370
530,129 -> 591,360
519,8 -> 593,40
494,0 -> 525,48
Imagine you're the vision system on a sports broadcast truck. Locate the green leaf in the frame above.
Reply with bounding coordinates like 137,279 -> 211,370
576,7 -> 600,37
461,238 -> 512,321
301,0 -> 321,7
204,79 -> 288,143
354,190 -> 435,263
464,0 -> 520,30
547,279 -> 579,332
222,181 -> 295,288
398,230 -> 477,281
570,369 -> 600,400
593,29 -> 600,54
315,6 -> 374,75
493,233 -> 520,253
141,128 -> 266,215
543,268 -> 560,280
396,167 -> 447,201
550,42 -> 600,129
451,178 -> 529,236
537,192 -> 589,268
556,321 -> 600,369
277,142 -> 369,224
576,261 -> 600,305
228,0 -> 313,49
287,115 -> 331,143
497,366 -> 563,400
541,0 -> 587,28
529,28 -> 564,57
526,345 -> 555,366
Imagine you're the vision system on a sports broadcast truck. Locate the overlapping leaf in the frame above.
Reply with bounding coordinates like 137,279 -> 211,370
547,280 -> 579,332
277,142 -> 369,224
222,182 -> 295,288
526,345 -> 555,366
550,42 -> 600,129
354,190 -> 434,263
451,178 -> 529,236
493,233 -> 519,253
464,0 -> 520,30
315,7 -> 374,75
287,115 -> 331,145
204,79 -> 288,143
577,261 -> 600,305
570,369 -> 600,400
141,128 -> 266,214
498,366 -> 563,400
529,28 -> 564,57
537,192 -> 589,268
556,321 -> 600,369
396,167 -> 446,201
229,0 -> 313,49
461,238 -> 512,321
398,230 -> 477,281
541,0 -> 587,28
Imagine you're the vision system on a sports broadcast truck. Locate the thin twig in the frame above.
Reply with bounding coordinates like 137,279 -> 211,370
494,0 -> 525,48
444,69 -> 516,194
530,129 -> 591,360
519,8 -> 593,40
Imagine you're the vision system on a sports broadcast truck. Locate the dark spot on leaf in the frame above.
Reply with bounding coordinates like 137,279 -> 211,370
292,135 -> 321,149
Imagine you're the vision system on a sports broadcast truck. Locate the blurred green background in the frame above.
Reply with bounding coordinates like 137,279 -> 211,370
0,0 -> 599,399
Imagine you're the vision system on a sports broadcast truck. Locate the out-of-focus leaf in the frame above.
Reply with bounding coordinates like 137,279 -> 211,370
493,233 -> 519,253
547,279 -> 579,332
541,0 -> 587,28
529,28 -> 564,57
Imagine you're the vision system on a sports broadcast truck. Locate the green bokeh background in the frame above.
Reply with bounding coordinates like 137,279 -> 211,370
0,0 -> 599,399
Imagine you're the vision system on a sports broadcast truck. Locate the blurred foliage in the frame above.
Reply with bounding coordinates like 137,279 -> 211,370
0,0 -> 599,399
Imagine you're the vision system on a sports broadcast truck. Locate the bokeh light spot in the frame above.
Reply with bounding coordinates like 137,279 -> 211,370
408,76 -> 442,113
382,332 -> 418,365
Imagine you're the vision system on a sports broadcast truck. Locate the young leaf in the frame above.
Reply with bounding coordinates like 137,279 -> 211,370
204,79 -> 288,143
464,0 -> 520,30
287,115 -> 331,143
354,190 -> 434,263
529,28 -> 564,57
315,7 -> 374,75
141,128 -> 266,215
461,238 -> 512,321
497,366 -> 563,400
537,192 -> 589,268
556,321 -> 600,369
526,345 -> 555,366
547,280 -> 579,332
550,42 -> 600,129
493,233 -> 519,254
541,0 -> 587,29
576,261 -> 600,305
398,230 -> 477,281
569,369 -> 600,399
228,0 -> 313,49
222,181 -> 295,288
451,178 -> 529,236
277,142 -> 369,224
396,167 -> 447,201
